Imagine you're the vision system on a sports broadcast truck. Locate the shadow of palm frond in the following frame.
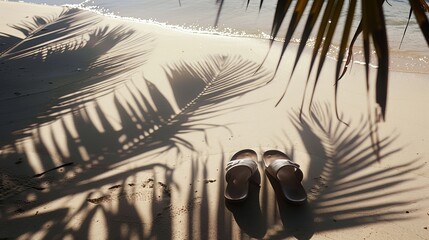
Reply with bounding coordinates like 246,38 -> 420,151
0,54 -> 271,239
0,12 -> 64,54
0,8 -> 155,144
1,8 -> 98,59
165,55 -> 270,112
0,32 -> 20,55
259,102 -> 422,239
108,55 -> 272,160
148,152 -> 257,239
10,15 -> 54,36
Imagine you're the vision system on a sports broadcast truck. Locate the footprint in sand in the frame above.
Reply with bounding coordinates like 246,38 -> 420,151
307,176 -> 328,201
86,178 -> 171,204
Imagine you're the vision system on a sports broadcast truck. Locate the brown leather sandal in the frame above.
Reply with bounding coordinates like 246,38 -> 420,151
263,150 -> 307,204
224,149 -> 260,202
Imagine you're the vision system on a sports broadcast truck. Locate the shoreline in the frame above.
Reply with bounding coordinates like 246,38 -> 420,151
5,1 -> 429,74
1,1 -> 428,239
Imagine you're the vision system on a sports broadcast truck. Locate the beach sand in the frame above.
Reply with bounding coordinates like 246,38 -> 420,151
0,1 -> 428,239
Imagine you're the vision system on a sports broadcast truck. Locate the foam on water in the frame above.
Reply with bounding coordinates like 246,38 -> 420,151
10,0 -> 429,73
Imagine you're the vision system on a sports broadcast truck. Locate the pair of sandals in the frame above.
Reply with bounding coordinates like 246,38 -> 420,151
225,149 -> 306,204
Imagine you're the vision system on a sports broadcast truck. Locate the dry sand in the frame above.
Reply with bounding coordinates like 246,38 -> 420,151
0,1 -> 428,239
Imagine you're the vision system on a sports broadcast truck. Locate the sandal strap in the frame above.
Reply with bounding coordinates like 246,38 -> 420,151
266,159 -> 303,181
225,158 -> 258,176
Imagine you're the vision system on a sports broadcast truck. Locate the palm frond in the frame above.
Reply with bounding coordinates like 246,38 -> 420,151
215,0 -> 225,27
334,0 -> 356,122
222,0 -> 429,122
409,0 -> 429,45
273,0 -> 309,75
399,8 -> 413,49
291,0 -> 324,77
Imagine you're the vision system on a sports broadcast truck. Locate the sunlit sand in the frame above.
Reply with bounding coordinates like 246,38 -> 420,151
1,2 -> 428,239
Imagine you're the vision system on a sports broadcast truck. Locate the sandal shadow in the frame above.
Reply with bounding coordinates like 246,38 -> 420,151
266,172 -> 315,240
225,171 -> 267,238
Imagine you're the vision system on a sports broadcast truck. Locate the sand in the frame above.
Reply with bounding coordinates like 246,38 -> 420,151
0,1 -> 428,239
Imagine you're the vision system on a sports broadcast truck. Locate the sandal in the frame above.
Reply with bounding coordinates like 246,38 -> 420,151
224,149 -> 260,202
263,150 -> 307,204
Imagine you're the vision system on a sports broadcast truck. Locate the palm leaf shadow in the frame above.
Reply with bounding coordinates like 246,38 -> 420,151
0,54 -> 271,239
306,108 -> 421,228
1,8 -> 100,59
0,32 -> 21,54
116,55 -> 272,158
259,102 -> 422,239
165,55 -> 270,117
219,102 -> 424,239
0,11 -> 65,55
0,8 -> 155,145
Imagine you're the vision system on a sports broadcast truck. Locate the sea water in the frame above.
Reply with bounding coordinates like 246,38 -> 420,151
8,0 -> 429,73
